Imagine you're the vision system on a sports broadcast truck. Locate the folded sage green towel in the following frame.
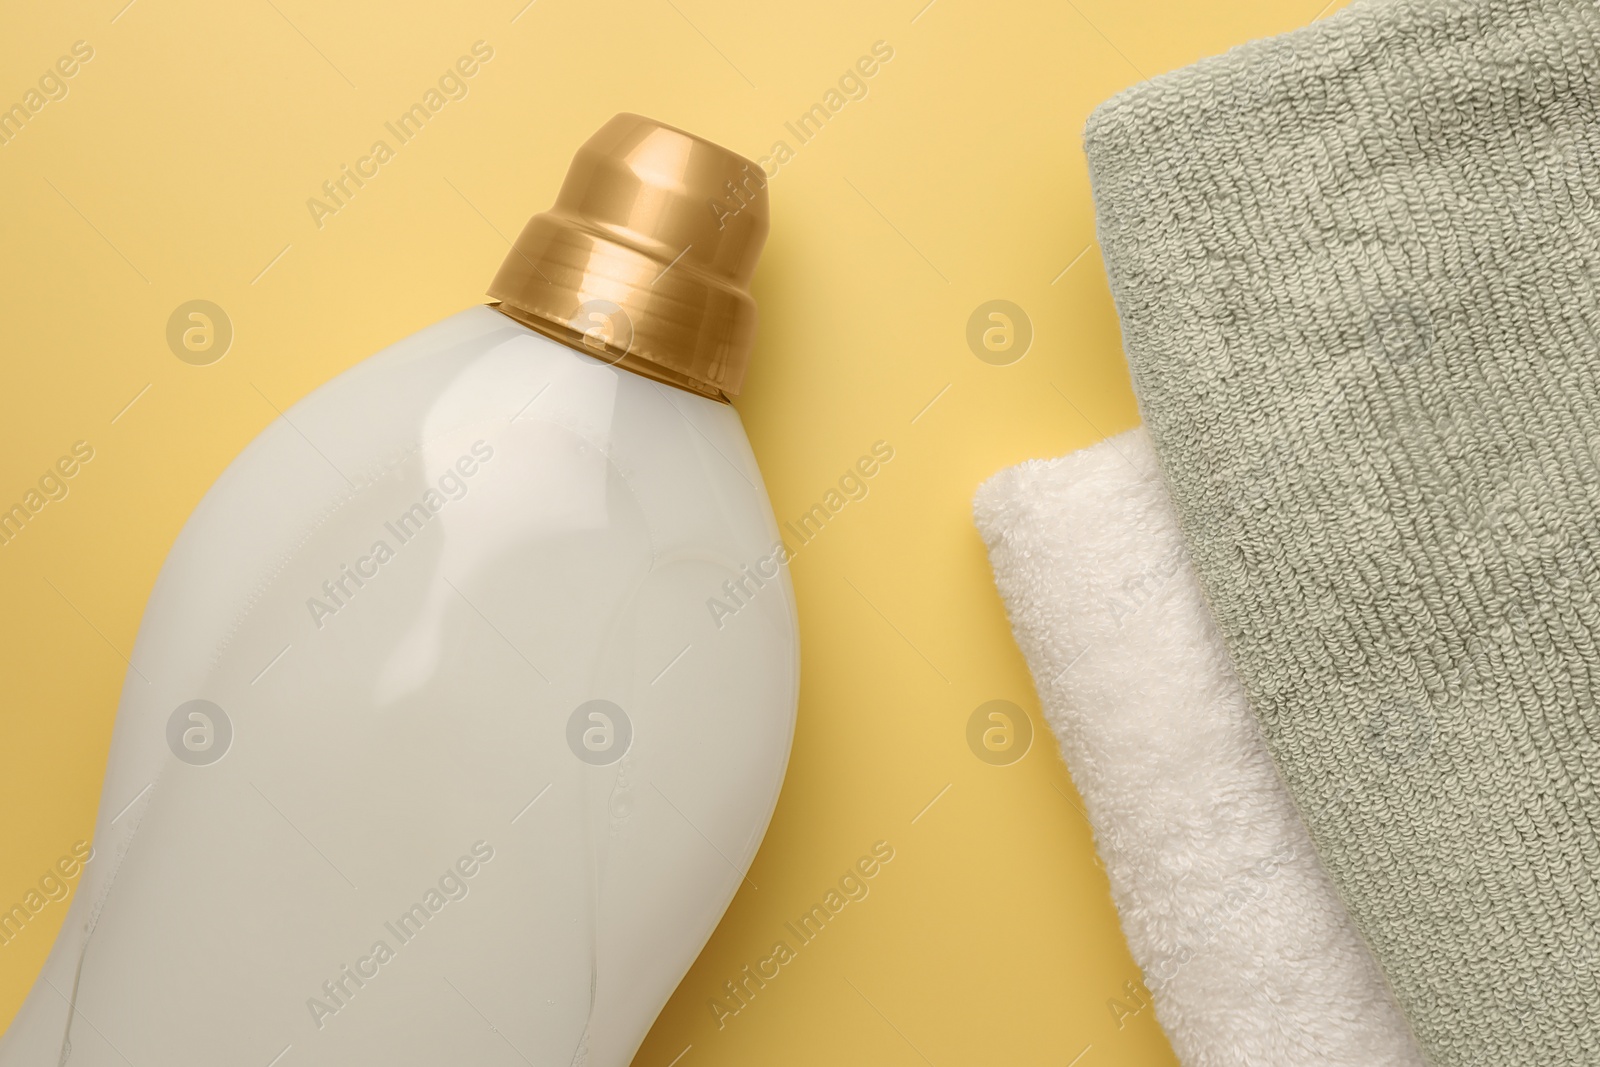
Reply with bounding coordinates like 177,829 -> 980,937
1085,0 -> 1600,1063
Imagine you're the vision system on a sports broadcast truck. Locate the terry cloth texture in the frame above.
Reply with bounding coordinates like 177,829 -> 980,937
1085,0 -> 1600,1062
974,428 -> 1426,1067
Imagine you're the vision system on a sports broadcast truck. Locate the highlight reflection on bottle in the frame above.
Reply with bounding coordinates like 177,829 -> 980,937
0,114 -> 799,1067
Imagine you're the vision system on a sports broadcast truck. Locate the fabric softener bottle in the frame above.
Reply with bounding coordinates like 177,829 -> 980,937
0,114 -> 798,1067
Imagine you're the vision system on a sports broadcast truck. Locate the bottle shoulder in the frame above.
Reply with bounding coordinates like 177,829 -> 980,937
137,306 -> 793,683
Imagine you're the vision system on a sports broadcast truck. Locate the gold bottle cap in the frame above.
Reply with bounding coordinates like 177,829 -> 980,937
487,113 -> 769,400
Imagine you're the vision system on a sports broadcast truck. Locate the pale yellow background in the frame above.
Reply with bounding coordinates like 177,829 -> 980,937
0,1 -> 1345,1062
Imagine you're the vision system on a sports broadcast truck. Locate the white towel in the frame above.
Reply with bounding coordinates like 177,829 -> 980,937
973,427 -> 1426,1067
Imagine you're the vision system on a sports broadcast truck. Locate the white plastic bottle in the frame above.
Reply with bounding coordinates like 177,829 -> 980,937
0,114 -> 797,1067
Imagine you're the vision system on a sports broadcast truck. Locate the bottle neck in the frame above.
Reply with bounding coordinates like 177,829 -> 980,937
488,303 -> 731,404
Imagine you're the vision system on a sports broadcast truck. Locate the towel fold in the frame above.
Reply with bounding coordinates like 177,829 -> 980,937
974,427 -> 1426,1067
1085,0 -> 1600,1061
